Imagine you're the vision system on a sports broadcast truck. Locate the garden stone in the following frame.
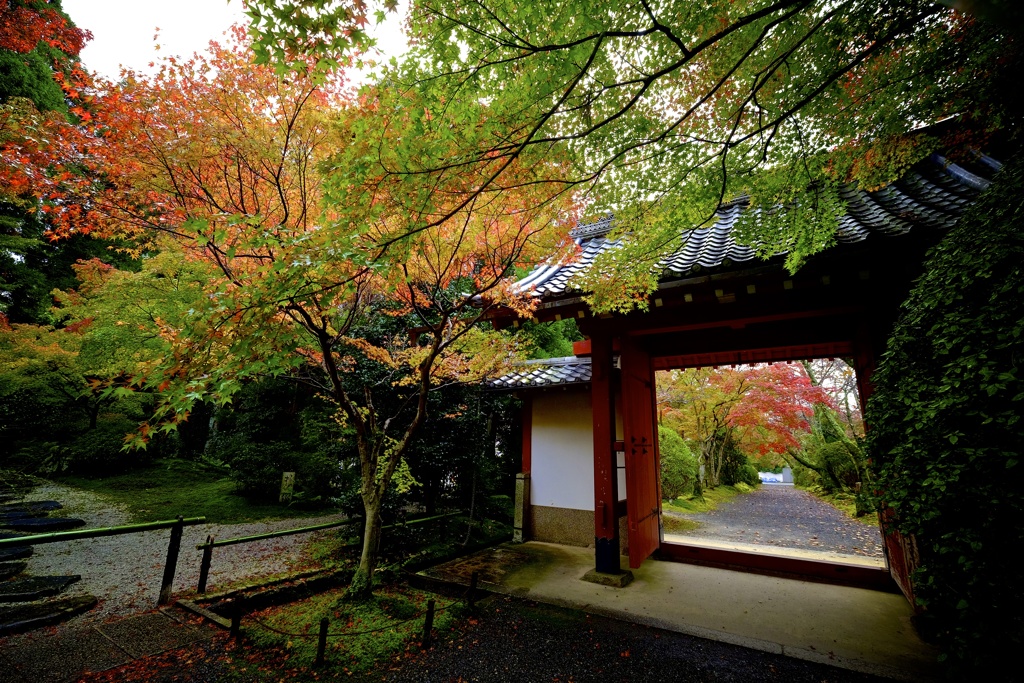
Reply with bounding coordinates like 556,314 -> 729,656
0,575 -> 81,602
0,561 -> 27,580
1,517 -> 86,532
0,595 -> 98,636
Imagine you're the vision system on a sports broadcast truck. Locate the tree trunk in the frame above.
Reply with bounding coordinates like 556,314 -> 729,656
347,496 -> 382,601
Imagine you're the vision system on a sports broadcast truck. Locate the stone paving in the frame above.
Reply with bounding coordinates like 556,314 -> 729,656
0,609 -> 217,683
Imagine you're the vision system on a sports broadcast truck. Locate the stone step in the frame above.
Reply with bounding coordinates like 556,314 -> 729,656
0,575 -> 81,602
0,510 -> 49,523
0,500 -> 63,514
1,517 -> 86,532
0,595 -> 98,636
0,546 -> 33,563
0,561 -> 27,580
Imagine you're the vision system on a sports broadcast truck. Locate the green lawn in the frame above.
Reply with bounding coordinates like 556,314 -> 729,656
57,459 -> 340,524
662,484 -> 749,516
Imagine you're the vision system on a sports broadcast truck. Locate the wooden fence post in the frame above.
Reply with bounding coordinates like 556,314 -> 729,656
422,599 -> 436,649
469,571 -> 479,609
315,617 -> 329,666
158,516 -> 184,605
230,600 -> 242,640
197,536 -> 214,594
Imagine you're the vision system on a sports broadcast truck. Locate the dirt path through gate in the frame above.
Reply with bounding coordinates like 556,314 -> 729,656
664,484 -> 884,559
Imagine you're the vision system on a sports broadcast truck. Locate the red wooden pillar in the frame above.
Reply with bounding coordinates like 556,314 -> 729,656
590,332 -> 621,573
620,337 -> 661,569
853,322 -> 876,414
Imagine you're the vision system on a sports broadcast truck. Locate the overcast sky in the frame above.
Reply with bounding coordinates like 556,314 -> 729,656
62,0 -> 408,82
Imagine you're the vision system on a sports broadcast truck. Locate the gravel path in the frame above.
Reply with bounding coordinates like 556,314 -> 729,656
7,482 -> 340,633
666,485 -> 884,558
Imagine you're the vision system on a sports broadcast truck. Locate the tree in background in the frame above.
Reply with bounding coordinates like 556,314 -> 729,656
658,363 -> 831,487
0,0 -> 120,326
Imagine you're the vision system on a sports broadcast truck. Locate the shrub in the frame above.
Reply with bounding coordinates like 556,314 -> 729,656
66,414 -> 151,475
720,436 -> 758,487
215,439 -> 340,500
658,426 -> 698,500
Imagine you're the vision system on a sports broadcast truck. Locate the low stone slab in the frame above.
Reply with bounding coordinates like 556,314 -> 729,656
0,594 -> 98,636
581,568 -> 635,588
0,546 -> 33,562
0,575 -> 81,602
0,500 -> 63,514
0,561 -> 27,580
2,517 -> 86,532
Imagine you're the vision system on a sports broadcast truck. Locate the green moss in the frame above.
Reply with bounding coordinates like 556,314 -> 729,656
55,458 -> 340,524
662,484 -> 746,515
662,515 -> 701,533
243,584 -> 468,675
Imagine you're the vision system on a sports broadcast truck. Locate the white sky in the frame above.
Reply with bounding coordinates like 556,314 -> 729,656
62,0 -> 408,82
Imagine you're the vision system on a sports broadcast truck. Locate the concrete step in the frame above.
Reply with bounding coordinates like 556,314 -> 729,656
0,595 -> 98,636
0,575 -> 81,602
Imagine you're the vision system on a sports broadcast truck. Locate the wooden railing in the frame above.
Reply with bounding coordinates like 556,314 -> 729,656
0,516 -> 206,605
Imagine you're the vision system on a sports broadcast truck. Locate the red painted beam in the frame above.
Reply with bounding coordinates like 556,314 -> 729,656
652,341 -> 856,370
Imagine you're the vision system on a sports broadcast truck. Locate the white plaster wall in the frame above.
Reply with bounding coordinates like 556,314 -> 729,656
530,391 -> 594,510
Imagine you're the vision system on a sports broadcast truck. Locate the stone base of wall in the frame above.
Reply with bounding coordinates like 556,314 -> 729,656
528,506 -> 631,555
530,506 -> 593,547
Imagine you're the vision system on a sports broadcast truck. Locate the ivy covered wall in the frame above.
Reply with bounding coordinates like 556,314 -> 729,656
868,157 -> 1023,671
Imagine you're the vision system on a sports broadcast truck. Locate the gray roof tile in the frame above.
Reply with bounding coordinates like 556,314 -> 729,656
488,356 -> 593,390
513,154 -> 992,297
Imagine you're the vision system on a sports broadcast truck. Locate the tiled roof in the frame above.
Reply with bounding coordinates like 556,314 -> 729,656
489,356 -> 592,390
514,153 -> 1001,297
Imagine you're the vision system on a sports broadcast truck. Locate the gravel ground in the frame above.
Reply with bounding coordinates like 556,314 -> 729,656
5,482 -> 339,634
71,596 -> 889,683
666,485 -> 884,558
374,596 -> 888,683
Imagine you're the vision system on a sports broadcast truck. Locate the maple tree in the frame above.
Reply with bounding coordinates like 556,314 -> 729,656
70,28 -> 576,597
1,0 -> 109,327
657,362 -> 832,486
243,0 -> 1021,312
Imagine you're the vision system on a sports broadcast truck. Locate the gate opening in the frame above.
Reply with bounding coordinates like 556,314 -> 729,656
654,358 -> 884,567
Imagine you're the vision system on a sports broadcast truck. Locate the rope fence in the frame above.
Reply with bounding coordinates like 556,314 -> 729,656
229,572 -> 481,665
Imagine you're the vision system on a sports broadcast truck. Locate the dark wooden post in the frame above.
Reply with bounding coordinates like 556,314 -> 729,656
315,617 -> 329,666
197,535 -> 214,594
422,599 -> 436,648
469,571 -> 479,609
230,600 -> 242,640
591,333 -> 621,574
158,515 -> 184,605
